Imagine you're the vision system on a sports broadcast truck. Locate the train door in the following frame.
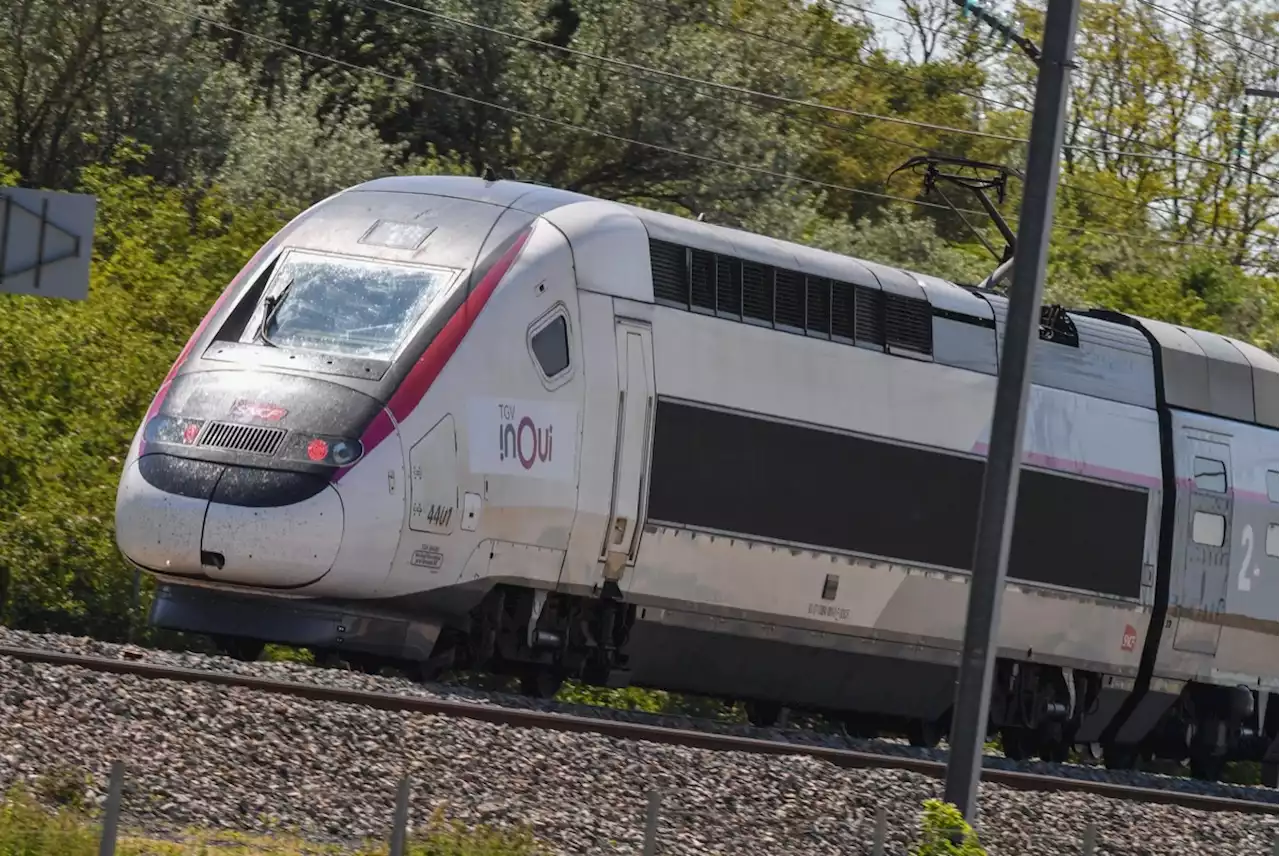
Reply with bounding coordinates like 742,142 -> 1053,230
600,318 -> 655,580
1179,434 -> 1234,620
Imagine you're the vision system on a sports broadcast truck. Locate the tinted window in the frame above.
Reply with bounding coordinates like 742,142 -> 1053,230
1192,457 -> 1227,493
1267,471 -> 1278,503
260,250 -> 456,360
532,315 -> 570,378
1267,524 -> 1278,558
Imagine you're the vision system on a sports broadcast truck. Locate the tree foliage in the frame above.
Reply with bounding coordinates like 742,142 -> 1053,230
0,0 -> 1276,634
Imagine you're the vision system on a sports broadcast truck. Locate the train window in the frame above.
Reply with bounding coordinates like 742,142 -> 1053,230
1267,471 -> 1278,503
1191,512 -> 1226,547
257,249 -> 458,360
1192,457 -> 1227,493
1267,524 -> 1278,558
530,312 -> 570,380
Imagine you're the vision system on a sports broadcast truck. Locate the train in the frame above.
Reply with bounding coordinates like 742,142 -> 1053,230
114,174 -> 1279,782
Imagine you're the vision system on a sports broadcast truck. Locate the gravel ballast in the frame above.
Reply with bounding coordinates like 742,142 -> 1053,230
0,646 -> 1277,854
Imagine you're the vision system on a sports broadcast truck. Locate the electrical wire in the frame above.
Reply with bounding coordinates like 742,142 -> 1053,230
139,0 -> 984,216
626,0 -> 1035,114
353,0 -> 960,159
626,0 -> 1277,233
1128,0 -> 1280,63
826,0 -> 1266,116
367,0 -> 1028,143
370,0 -> 1278,181
137,0 -> 1263,255
366,0 -> 1280,208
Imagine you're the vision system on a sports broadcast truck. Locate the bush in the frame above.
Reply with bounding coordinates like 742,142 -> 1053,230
912,799 -> 987,856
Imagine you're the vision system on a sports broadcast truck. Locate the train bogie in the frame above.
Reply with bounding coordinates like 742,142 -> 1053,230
118,176 -> 1277,779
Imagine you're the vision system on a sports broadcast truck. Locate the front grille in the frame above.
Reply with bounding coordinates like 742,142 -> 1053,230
198,421 -> 286,456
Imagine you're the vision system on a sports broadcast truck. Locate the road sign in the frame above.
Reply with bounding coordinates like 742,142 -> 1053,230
0,187 -> 96,301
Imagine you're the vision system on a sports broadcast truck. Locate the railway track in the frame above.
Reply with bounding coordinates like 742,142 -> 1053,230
0,642 -> 1275,818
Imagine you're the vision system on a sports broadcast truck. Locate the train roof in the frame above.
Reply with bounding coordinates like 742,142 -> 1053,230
347,175 -> 1278,429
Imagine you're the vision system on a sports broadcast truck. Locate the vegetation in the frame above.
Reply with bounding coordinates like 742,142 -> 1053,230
0,0 -> 1276,667
0,785 -> 551,856
910,799 -> 987,856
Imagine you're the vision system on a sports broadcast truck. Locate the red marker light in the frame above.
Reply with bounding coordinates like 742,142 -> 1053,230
182,422 -> 201,444
306,438 -> 329,461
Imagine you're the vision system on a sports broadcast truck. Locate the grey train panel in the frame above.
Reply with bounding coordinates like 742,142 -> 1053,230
356,174 -> 591,214
625,619 -> 958,719
859,259 -> 928,301
1181,327 -> 1256,423
1126,315 -> 1218,420
931,316 -> 998,375
1229,337 -> 1280,429
915,271 -> 999,374
981,294 -> 1157,408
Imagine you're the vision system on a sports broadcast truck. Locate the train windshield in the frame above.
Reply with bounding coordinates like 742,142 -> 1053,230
259,250 -> 458,360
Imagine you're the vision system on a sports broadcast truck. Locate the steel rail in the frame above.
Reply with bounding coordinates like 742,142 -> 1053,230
0,643 -> 1274,817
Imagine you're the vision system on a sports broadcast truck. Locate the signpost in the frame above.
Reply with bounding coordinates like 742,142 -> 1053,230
0,184 -> 98,616
0,186 -> 96,301
941,0 -> 1082,823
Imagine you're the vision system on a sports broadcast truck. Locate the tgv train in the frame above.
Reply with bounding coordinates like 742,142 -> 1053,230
115,175 -> 1279,782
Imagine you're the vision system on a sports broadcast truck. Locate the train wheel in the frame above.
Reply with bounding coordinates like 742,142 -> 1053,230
907,720 -> 943,749
1102,742 -> 1139,771
1037,740 -> 1071,763
213,636 -> 264,662
519,669 -> 564,700
999,727 -> 1034,761
1188,752 -> 1225,782
745,701 -> 783,728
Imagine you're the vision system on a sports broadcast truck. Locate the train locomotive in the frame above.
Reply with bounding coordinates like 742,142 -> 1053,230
115,175 -> 1279,781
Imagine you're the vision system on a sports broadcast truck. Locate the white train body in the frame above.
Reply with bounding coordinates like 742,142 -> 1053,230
115,176 -> 1279,775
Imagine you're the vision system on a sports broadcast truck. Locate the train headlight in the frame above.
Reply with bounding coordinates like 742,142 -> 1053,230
329,440 -> 361,466
282,434 -> 363,467
144,415 -> 206,446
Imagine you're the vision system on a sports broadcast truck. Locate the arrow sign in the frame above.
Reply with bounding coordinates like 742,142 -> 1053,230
0,187 -> 96,301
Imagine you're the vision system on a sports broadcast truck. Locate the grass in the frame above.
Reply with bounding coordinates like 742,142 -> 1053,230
0,787 -> 552,856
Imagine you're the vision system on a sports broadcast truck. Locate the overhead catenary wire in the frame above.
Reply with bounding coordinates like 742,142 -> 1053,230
1128,0 -> 1280,63
150,0 -> 1262,254
365,0 -> 1278,180
626,0 -> 1036,114
623,0 -> 1272,238
351,0 -> 965,160
368,0 -> 1269,236
139,0 -> 987,218
825,0 -> 1267,118
366,0 -> 1023,144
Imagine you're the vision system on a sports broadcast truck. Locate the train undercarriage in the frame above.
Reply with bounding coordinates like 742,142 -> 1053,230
189,581 -> 1277,787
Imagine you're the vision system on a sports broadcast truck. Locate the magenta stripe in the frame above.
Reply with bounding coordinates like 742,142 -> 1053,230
970,442 -> 1162,489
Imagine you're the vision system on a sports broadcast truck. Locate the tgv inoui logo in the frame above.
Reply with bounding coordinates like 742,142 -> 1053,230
469,397 -> 577,483
497,402 -> 553,470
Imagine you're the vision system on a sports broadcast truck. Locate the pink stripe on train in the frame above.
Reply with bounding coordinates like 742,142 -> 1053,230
969,442 -> 1163,489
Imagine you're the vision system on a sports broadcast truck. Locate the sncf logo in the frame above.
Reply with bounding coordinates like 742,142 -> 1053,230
231,399 -> 288,422
497,403 -> 553,470
1121,624 -> 1138,652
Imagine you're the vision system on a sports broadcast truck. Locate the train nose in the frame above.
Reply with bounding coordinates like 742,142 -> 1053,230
116,453 -> 344,587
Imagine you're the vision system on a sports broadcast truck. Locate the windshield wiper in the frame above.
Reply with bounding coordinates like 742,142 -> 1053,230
257,277 -> 294,348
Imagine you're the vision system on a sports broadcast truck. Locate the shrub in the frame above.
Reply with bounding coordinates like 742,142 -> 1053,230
911,799 -> 987,856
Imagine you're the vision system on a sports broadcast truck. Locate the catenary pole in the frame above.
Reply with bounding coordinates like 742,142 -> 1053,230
942,0 -> 1081,822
